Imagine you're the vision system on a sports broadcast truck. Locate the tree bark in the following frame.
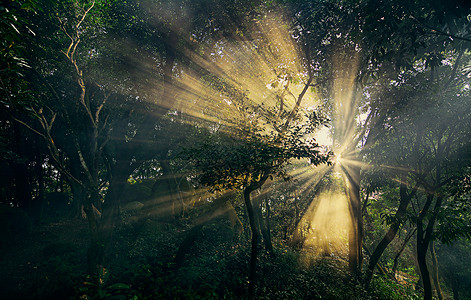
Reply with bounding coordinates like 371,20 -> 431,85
430,241 -> 443,300
392,227 -> 416,276
417,236 -> 432,300
342,164 -> 363,277
83,191 -> 100,274
264,195 -> 274,256
365,182 -> 417,286
416,193 -> 441,300
244,187 -> 259,297
254,195 -> 273,255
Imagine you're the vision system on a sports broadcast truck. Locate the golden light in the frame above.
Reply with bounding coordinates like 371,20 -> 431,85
123,3 -> 372,261
302,190 -> 350,256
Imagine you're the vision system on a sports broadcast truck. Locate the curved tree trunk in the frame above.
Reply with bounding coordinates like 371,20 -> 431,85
85,160 -> 132,276
392,227 -> 416,276
365,182 -> 417,286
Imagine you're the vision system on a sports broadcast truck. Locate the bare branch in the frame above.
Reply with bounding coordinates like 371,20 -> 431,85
12,117 -> 46,138
76,0 -> 95,30
77,147 -> 95,184
282,76 -> 313,131
95,92 -> 109,123
411,16 -> 471,43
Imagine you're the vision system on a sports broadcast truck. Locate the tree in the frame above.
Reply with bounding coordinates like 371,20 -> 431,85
363,49 -> 471,298
184,111 -> 331,293
6,0 -> 269,278
281,0 -> 471,280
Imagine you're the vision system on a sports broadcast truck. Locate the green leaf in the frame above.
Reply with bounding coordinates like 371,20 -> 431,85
107,283 -> 130,290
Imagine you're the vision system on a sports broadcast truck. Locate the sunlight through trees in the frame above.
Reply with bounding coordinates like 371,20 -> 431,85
1,0 -> 471,299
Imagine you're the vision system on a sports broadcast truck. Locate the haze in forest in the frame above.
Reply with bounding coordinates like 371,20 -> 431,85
1,1 -> 471,299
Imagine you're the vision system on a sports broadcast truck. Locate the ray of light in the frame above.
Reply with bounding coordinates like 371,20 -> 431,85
302,190 -> 351,256
111,3 -> 383,260
291,165 -> 332,196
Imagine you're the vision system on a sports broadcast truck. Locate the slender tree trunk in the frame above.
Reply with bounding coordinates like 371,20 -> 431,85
416,194 -> 434,300
430,241 -> 443,300
363,245 -> 388,277
254,196 -> 273,255
244,187 -> 259,297
343,164 -> 363,277
417,237 -> 432,300
416,193 -> 443,300
253,197 -> 262,241
264,195 -> 274,256
365,182 -> 416,286
392,227 -> 416,276
83,191 -> 100,275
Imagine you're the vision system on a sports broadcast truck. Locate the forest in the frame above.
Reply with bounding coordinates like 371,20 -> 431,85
1,0 -> 471,299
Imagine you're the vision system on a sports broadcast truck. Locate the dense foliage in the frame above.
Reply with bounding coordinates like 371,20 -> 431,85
1,0 -> 471,299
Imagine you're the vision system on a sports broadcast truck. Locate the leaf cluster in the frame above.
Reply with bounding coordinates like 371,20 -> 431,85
181,113 -> 331,192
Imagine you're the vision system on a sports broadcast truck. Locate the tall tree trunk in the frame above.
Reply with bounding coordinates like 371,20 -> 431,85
417,236 -> 432,300
83,189 -> 101,275
416,193 -> 444,300
244,187 -> 259,297
343,164 -> 363,277
430,241 -> 443,300
413,242 -> 424,292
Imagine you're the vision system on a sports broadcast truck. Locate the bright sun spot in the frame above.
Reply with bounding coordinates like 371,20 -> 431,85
300,188 -> 351,258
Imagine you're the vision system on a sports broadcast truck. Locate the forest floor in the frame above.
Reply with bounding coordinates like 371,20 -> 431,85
0,214 -> 422,300
0,217 -> 89,299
